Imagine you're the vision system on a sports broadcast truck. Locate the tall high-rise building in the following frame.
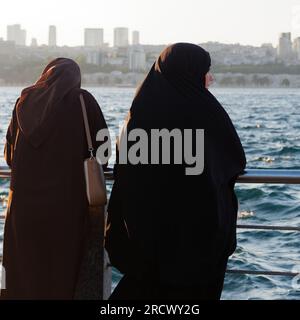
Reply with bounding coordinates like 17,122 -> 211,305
84,28 -> 104,47
114,27 -> 129,47
6,25 -> 17,42
7,24 -> 26,46
48,25 -> 57,47
277,32 -> 292,60
129,45 -> 146,71
132,30 -> 140,45
20,29 -> 26,46
293,37 -> 300,60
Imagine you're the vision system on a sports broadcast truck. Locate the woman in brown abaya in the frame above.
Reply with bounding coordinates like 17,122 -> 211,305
1,58 -> 108,299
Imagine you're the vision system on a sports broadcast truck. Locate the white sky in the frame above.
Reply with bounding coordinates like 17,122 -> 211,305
0,0 -> 300,47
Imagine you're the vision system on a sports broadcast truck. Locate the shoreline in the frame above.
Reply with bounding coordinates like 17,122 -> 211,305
0,83 -> 300,90
0,85 -> 299,89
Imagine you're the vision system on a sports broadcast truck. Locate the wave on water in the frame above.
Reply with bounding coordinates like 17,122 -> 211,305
238,210 -> 255,219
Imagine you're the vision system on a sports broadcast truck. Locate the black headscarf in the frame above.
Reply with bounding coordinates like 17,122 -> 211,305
16,58 -> 81,147
106,43 -> 246,286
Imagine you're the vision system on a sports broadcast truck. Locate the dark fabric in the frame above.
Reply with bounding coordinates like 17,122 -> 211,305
105,43 -> 246,297
1,58 -> 108,299
16,58 -> 81,148
109,257 -> 228,300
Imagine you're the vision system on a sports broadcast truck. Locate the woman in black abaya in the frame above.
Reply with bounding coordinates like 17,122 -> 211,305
1,58 -> 108,299
105,43 -> 246,300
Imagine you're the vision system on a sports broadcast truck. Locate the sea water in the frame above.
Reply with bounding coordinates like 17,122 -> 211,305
0,87 -> 299,300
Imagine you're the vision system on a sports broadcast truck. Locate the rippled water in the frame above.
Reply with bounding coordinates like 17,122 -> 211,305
0,87 -> 299,300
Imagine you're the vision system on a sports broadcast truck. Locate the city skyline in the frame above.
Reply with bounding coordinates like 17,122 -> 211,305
2,24 -> 300,50
1,0 -> 300,47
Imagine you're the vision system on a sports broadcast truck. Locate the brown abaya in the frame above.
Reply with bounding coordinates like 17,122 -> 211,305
1,58 -> 108,299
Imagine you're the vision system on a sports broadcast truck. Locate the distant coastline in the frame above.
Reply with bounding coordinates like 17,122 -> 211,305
2,72 -> 300,88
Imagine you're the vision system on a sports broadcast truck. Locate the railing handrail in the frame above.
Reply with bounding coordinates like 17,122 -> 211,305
236,169 -> 300,184
1,166 -> 300,184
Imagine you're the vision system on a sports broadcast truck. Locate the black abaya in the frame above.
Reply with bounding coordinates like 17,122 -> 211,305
105,43 -> 246,299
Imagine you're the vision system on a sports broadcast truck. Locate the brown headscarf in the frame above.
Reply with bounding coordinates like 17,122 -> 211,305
16,58 -> 81,147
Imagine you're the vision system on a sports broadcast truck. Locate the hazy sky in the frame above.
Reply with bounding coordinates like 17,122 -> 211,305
0,0 -> 300,47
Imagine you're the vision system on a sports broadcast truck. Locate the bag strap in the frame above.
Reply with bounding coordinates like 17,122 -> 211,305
79,93 -> 94,158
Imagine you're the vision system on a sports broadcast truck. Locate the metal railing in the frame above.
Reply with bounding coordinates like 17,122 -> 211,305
0,166 -> 300,279
1,166 -> 300,183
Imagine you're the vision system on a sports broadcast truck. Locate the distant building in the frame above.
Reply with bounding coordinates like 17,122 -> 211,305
7,24 -> 26,46
261,43 -> 274,49
85,50 -> 105,66
31,38 -> 38,47
277,32 -> 292,61
293,37 -> 300,60
114,27 -> 129,47
198,41 -> 277,65
107,57 -> 124,66
129,45 -> 146,71
20,29 -> 26,46
48,25 -> 57,47
84,28 -> 104,47
132,31 -> 140,45
0,38 -> 15,55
